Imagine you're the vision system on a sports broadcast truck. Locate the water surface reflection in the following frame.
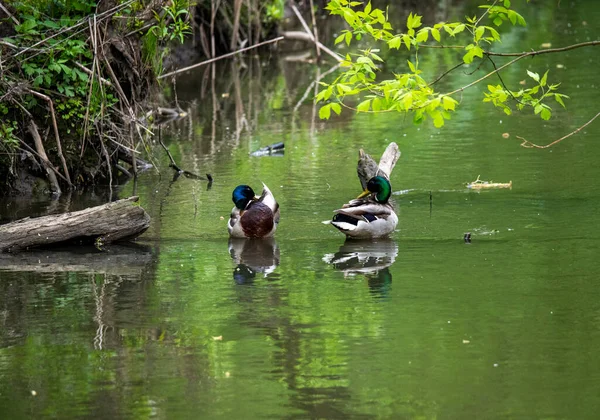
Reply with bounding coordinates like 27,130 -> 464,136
229,238 -> 280,284
323,239 -> 398,297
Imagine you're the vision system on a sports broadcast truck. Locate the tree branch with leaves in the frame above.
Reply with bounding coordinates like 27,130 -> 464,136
316,0 -> 598,133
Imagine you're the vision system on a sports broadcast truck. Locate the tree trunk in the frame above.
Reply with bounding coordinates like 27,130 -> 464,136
0,196 -> 150,252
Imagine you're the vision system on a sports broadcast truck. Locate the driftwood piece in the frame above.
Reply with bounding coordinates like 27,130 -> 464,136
357,142 -> 401,189
0,196 -> 150,252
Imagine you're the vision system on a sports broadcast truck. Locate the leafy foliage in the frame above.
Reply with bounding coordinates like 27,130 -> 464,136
318,0 -> 567,127
142,0 -> 192,75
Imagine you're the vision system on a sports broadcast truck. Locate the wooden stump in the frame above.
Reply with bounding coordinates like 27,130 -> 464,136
357,142 -> 401,189
0,196 -> 150,252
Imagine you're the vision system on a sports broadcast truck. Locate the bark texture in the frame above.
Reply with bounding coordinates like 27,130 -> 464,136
357,142 -> 401,189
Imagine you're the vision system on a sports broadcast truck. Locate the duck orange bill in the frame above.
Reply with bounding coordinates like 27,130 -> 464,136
356,189 -> 371,199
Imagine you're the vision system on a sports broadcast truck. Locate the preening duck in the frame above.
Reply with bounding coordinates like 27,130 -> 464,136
228,183 -> 280,238
330,176 -> 398,239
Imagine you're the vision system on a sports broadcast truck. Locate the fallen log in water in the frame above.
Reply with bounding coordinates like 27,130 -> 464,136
0,196 -> 150,252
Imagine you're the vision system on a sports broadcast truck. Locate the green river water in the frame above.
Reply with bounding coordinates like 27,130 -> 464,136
1,1 -> 600,418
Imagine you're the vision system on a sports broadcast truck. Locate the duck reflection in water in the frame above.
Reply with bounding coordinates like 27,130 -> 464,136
323,239 -> 398,297
229,238 -> 280,284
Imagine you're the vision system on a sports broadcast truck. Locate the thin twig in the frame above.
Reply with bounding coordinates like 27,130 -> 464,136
0,2 -> 19,25
28,120 -> 61,194
294,63 -> 341,112
429,61 -> 464,86
158,36 -> 284,79
485,40 -> 599,57
81,18 -> 97,158
517,111 -> 600,149
486,55 -> 526,106
74,61 -> 111,86
308,0 -> 321,59
25,89 -> 73,187
475,0 -> 499,27
99,133 -> 113,191
16,135 -> 69,184
290,6 -> 342,63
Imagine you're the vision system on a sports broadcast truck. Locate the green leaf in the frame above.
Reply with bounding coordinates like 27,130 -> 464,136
407,60 -> 416,73
401,93 -> 413,110
17,19 -> 37,33
364,1 -> 371,15
407,12 -> 414,30
463,46 -> 483,64
345,31 -> 352,46
388,36 -> 401,49
416,29 -> 429,43
493,16 -> 503,26
402,34 -> 411,50
372,98 -> 382,111
540,107 -> 551,120
534,104 -> 543,115
431,28 -> 441,42
540,70 -> 548,87
442,96 -> 457,111
335,33 -> 346,45
453,24 -> 466,35
336,83 -> 352,93
343,9 -> 357,26
527,70 -> 540,82
319,104 -> 332,119
475,26 -> 485,42
357,99 -> 371,112
330,102 -> 342,115
487,26 -> 501,41
554,94 -> 567,108
370,52 -> 383,62
432,111 -> 445,128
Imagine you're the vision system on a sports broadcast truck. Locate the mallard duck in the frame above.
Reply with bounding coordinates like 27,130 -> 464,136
330,176 -> 398,239
228,183 -> 280,238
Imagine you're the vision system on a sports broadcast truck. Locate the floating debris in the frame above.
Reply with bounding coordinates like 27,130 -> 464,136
467,175 -> 512,190
250,142 -> 284,157
464,232 -> 471,243
144,107 -> 188,126
502,132 -> 510,139
212,335 -> 223,341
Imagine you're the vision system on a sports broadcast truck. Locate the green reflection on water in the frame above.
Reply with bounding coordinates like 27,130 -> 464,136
2,1 -> 600,418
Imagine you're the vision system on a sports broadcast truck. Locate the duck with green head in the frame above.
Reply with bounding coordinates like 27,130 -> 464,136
228,183 -> 280,238
330,176 -> 398,239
